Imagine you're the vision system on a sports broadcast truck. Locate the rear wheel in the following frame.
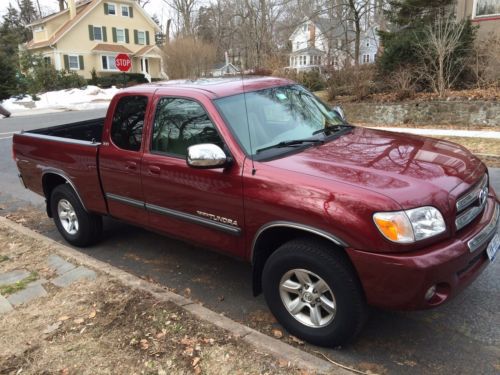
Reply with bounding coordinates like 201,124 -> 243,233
262,238 -> 367,347
50,184 -> 102,247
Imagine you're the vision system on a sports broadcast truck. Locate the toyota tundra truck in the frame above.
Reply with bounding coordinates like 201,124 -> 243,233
12,77 -> 499,346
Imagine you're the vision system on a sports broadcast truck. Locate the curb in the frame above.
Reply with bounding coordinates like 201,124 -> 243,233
0,216 -> 348,375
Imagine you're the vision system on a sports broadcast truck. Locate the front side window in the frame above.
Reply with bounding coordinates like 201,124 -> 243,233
151,98 -> 223,157
101,55 -> 117,70
68,55 -> 79,70
111,96 -> 148,151
474,0 -> 500,17
108,3 -> 116,15
215,85 -> 346,157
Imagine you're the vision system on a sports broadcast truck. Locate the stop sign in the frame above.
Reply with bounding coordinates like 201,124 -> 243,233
115,53 -> 131,72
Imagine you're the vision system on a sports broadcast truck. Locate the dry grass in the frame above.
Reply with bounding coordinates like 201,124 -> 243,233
0,224 -> 303,375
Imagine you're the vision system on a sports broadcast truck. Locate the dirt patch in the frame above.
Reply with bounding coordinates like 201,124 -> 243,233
0,224 -> 305,375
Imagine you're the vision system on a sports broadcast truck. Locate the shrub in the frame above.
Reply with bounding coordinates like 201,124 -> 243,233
90,73 -> 148,88
470,33 -> 500,88
326,65 -> 376,101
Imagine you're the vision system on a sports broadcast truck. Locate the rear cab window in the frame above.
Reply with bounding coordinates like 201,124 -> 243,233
110,95 -> 148,151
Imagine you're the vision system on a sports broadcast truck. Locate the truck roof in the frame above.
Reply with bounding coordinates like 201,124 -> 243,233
123,76 -> 295,98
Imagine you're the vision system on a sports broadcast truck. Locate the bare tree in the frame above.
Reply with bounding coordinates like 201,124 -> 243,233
162,0 -> 196,35
163,36 -> 217,78
415,13 -> 467,97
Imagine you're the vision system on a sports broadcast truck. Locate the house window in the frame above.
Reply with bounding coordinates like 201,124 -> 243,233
116,28 -> 125,43
318,56 -> 321,65
296,41 -> 300,50
363,54 -> 370,63
102,55 -> 117,71
137,31 -> 146,45
121,5 -> 129,16
93,26 -> 103,40
108,3 -> 116,15
43,56 -> 51,65
33,25 -> 44,32
303,24 -> 307,32
68,55 -> 80,70
474,0 -> 500,17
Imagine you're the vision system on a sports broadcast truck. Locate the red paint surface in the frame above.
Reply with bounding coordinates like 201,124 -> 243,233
13,77 -> 499,310
115,53 -> 131,72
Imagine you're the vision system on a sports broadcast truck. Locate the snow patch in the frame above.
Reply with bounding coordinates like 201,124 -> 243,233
1,86 -> 122,113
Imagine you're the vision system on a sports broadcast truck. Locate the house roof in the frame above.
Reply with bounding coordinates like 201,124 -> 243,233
91,43 -> 133,53
26,0 -> 96,49
133,45 -> 163,57
290,46 -> 325,56
211,62 -> 240,71
28,0 -> 93,26
25,0 -> 161,50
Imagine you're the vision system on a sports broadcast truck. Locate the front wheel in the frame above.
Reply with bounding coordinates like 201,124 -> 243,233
262,238 -> 367,347
50,184 -> 102,247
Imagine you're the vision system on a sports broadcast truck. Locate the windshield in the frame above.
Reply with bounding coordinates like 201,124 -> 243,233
214,85 -> 346,156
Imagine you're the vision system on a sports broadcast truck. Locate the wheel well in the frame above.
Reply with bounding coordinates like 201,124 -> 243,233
42,174 -> 68,218
251,227 -> 351,296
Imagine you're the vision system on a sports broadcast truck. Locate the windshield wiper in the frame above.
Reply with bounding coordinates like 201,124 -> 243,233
256,138 -> 324,153
312,124 -> 351,136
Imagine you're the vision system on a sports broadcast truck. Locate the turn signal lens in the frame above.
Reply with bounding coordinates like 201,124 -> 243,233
374,207 -> 446,243
373,212 -> 414,243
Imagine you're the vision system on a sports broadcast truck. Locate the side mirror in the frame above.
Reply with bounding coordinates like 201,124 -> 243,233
332,106 -> 346,121
187,143 -> 228,169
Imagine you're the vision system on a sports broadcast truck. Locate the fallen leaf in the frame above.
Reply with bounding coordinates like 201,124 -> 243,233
180,336 -> 196,346
183,288 -> 191,297
58,315 -> 70,321
140,339 -> 149,350
88,310 -> 96,319
183,347 -> 194,357
278,359 -> 289,368
194,367 -> 201,375
192,357 -> 201,367
290,336 -> 304,345
43,321 -> 62,334
73,318 -> 85,324
272,329 -> 283,339
60,368 -> 69,375
156,332 -> 166,339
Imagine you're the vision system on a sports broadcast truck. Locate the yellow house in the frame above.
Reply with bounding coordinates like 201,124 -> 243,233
24,0 -> 166,80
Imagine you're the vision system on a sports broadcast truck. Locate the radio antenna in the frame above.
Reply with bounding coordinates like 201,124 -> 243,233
239,60 -> 256,175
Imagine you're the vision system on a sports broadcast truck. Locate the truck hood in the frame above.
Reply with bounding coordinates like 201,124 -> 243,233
265,127 -> 484,208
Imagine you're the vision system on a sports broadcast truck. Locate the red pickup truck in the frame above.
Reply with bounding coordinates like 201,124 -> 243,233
13,77 -> 499,346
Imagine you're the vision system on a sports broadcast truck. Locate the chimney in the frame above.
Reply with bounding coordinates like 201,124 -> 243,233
225,51 -> 229,65
68,0 -> 76,19
308,24 -> 316,47
58,0 -> 65,11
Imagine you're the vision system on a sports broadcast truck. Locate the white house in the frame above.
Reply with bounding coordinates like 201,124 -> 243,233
287,17 -> 380,71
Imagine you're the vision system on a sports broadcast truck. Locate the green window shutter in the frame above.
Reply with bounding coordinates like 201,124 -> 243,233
145,31 -> 150,45
134,29 -> 138,44
88,24 -> 94,41
125,28 -> 129,43
129,6 -> 133,18
112,27 -> 117,43
63,54 -> 69,70
78,55 -> 84,70
102,26 -> 107,42
104,3 -> 108,14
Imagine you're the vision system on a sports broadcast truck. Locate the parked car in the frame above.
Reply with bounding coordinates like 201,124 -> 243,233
13,77 -> 499,346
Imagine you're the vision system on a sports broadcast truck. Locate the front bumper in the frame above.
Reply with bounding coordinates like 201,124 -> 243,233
347,197 -> 499,310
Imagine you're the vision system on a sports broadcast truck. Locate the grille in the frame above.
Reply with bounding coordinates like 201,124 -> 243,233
455,174 -> 488,231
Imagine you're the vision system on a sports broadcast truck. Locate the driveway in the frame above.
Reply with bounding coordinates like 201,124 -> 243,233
1,111 -> 499,374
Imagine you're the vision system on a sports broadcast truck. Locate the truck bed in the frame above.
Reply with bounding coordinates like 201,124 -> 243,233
26,118 -> 105,143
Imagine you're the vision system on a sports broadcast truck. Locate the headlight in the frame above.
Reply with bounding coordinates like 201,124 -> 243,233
373,206 -> 446,243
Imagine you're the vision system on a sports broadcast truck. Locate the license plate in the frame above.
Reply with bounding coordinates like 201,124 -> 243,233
487,233 -> 499,262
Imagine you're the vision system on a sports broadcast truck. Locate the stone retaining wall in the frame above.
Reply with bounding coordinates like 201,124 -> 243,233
342,101 -> 500,127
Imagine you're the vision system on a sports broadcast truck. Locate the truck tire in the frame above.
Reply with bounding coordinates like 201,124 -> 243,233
50,184 -> 102,247
262,238 -> 367,347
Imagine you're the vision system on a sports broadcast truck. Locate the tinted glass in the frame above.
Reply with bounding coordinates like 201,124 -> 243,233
110,95 -> 148,151
152,98 -> 223,157
215,85 -> 344,155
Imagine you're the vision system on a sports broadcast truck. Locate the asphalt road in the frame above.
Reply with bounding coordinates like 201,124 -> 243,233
1,110 -> 499,374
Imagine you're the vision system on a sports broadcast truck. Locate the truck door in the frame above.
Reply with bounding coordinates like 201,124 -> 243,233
141,96 -> 244,256
99,94 -> 149,225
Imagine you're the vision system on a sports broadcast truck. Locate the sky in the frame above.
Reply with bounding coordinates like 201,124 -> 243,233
0,0 -> 173,29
